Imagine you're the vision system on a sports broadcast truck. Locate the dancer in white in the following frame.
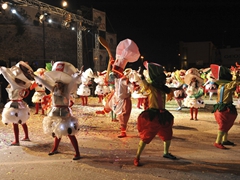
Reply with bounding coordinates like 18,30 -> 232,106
184,68 -> 205,120
30,68 -> 47,115
77,68 -> 93,106
0,61 -> 34,146
30,61 -> 83,160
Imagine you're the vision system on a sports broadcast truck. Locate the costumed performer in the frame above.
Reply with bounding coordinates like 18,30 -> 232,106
30,61 -> 83,160
134,61 -> 176,167
94,70 -> 110,103
210,64 -> 239,149
96,38 -> 140,138
203,70 -> 218,100
30,68 -> 47,115
124,68 -> 147,109
167,70 -> 187,111
76,68 -> 93,106
0,61 -> 34,146
184,68 -> 205,120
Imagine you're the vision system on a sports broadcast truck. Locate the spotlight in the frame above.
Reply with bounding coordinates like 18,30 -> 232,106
70,21 -> 76,30
62,13 -> 71,27
35,12 -> 51,24
2,3 -> 8,10
39,14 -> 44,21
11,8 -> 16,14
48,18 -> 52,23
62,1 -> 67,8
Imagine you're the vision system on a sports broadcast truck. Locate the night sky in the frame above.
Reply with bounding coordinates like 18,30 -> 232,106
41,0 -> 240,65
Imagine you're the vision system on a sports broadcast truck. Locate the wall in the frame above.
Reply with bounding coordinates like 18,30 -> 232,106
179,41 -> 215,69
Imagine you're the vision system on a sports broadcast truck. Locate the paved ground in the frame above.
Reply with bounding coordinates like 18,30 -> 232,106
0,96 -> 240,180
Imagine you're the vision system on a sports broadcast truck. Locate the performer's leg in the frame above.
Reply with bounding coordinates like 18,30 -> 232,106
118,98 -> 131,138
190,107 -> 194,120
111,111 -> 118,122
11,123 -> 19,146
98,95 -> 100,103
163,140 -> 176,159
85,96 -> 88,105
144,97 -> 148,110
222,132 -> 235,146
204,87 -> 207,98
49,137 -> 61,155
141,98 -> 145,107
69,100 -> 74,108
21,123 -> 30,141
214,131 -> 227,149
194,108 -> 198,120
68,135 -> 80,160
163,140 -> 171,154
134,140 -> 146,166
35,103 -> 39,114
118,127 -> 127,138
41,108 -> 45,115
137,98 -> 141,109
176,99 -> 182,110
81,96 -> 85,105
209,92 -> 213,100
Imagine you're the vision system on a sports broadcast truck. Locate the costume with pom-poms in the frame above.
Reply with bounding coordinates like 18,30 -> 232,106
0,61 -> 34,145
77,68 -> 93,106
32,61 -> 82,160
31,68 -> 47,115
183,68 -> 205,120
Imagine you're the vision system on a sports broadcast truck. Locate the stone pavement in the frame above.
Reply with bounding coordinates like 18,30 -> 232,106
0,96 -> 240,180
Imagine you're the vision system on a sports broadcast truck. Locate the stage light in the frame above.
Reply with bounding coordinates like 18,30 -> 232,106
70,21 -> 75,30
62,1 -> 67,8
11,8 -> 16,14
35,11 -> 52,24
48,18 -> 52,23
2,3 -> 8,10
39,14 -> 44,23
62,13 -> 71,27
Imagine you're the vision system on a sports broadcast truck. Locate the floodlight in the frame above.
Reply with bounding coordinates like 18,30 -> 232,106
2,3 -> 8,10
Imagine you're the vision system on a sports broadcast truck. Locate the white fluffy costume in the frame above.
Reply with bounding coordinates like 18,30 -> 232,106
32,61 -> 82,160
94,70 -> 110,103
76,68 -> 93,105
30,68 -> 47,114
184,68 -> 205,120
0,61 -> 34,145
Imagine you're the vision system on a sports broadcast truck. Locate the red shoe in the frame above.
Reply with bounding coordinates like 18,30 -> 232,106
96,111 -> 105,115
134,158 -> 140,166
118,132 -> 126,138
112,119 -> 119,122
214,143 -> 227,149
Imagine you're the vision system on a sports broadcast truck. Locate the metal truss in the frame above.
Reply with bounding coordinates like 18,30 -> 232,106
7,0 -> 97,69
